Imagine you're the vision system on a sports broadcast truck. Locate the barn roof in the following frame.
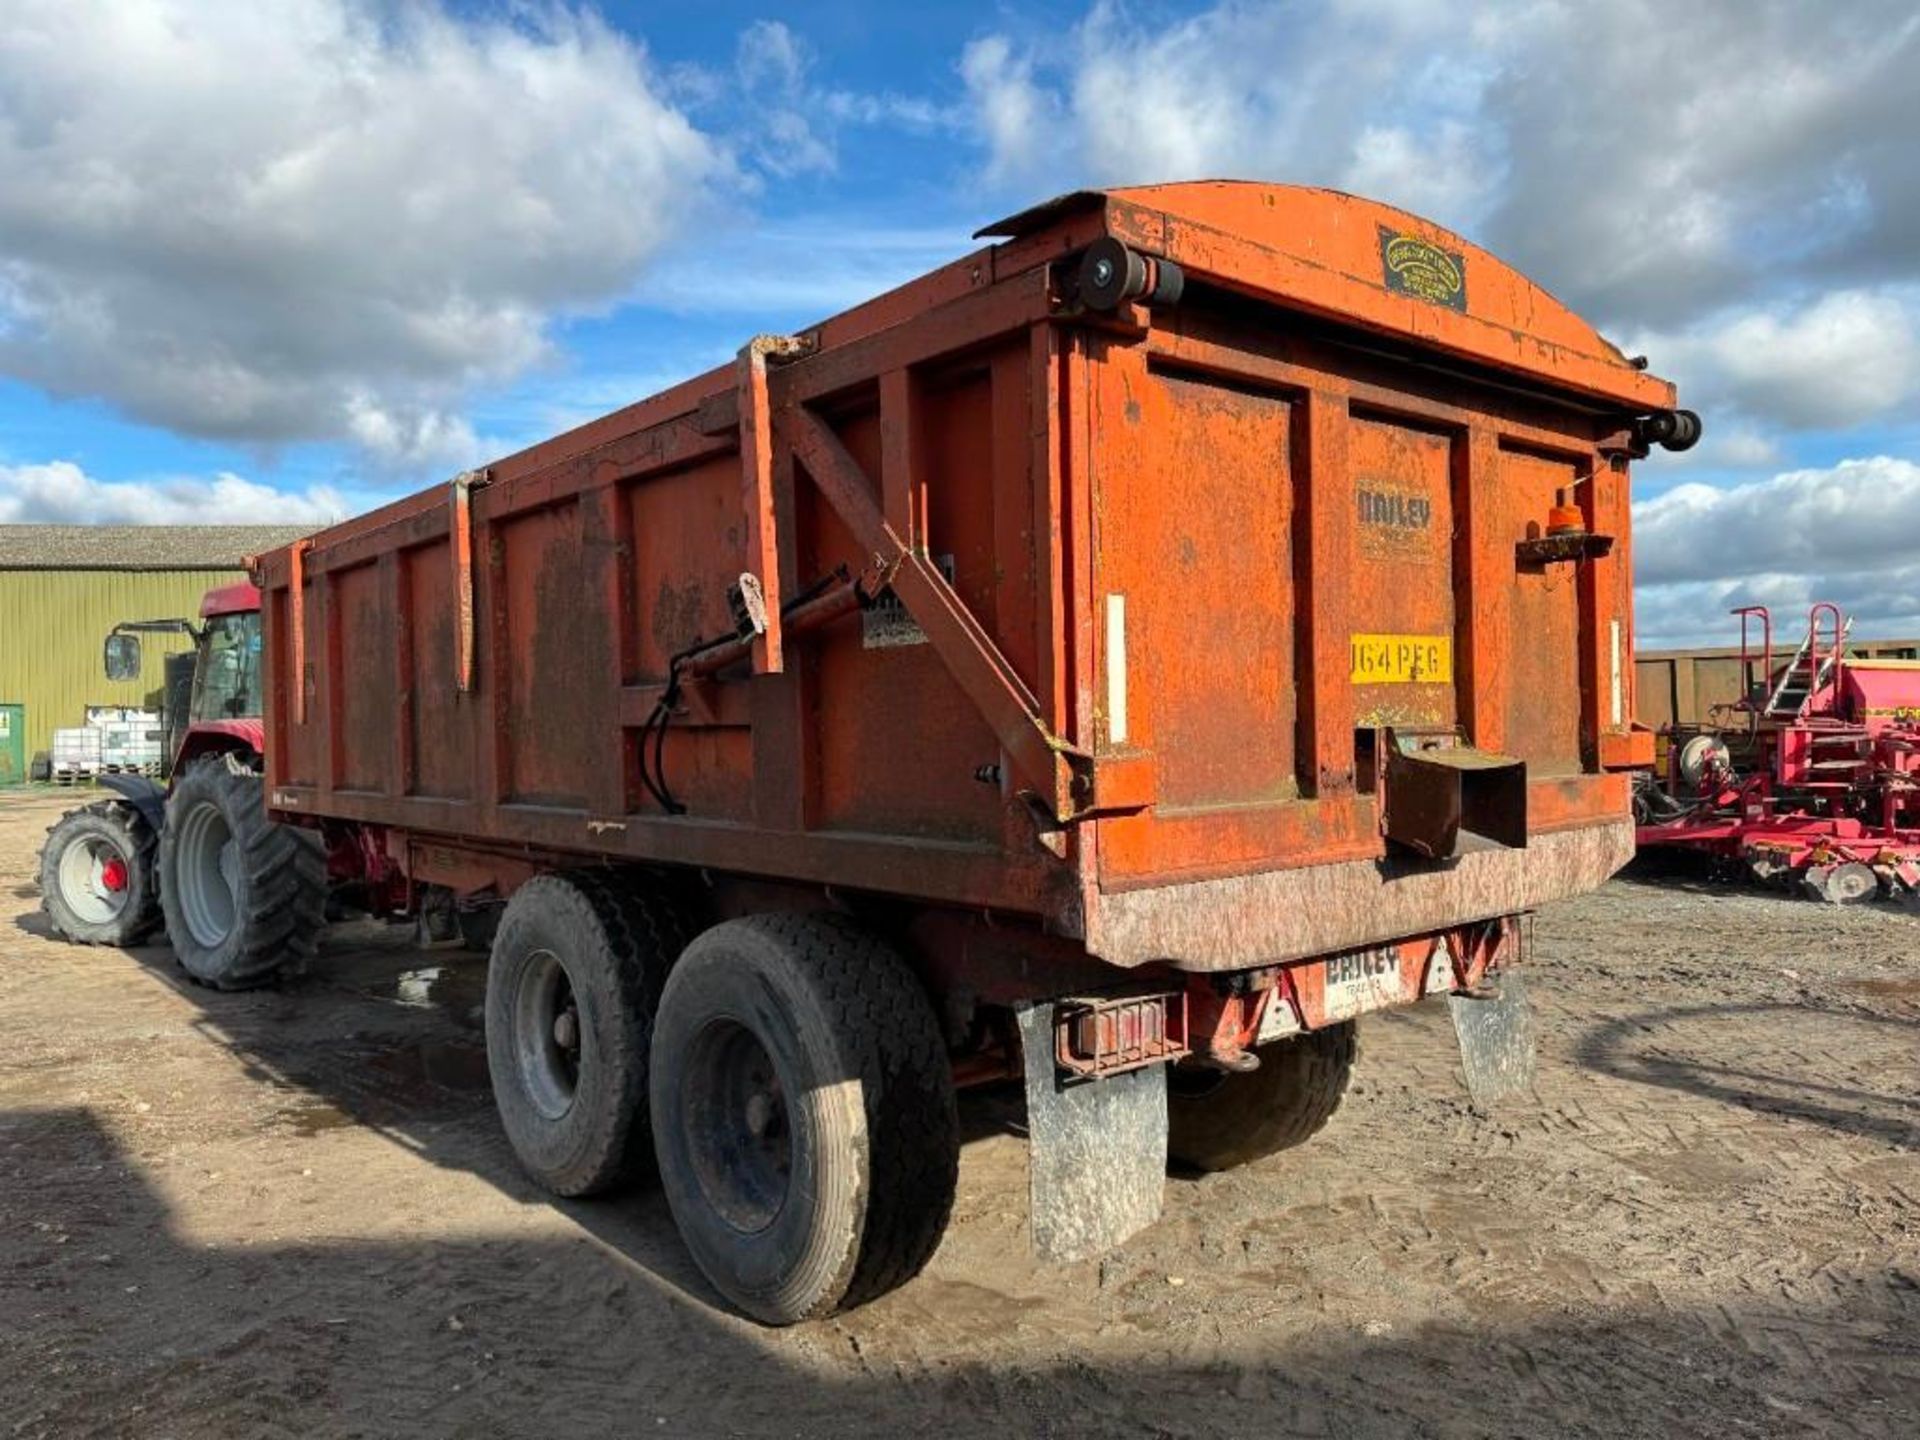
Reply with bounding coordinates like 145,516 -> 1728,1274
0,525 -> 314,571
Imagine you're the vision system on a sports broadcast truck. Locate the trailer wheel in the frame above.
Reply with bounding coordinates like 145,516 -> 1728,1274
1167,1022 -> 1358,1173
649,914 -> 958,1324
157,755 -> 326,990
457,900 -> 504,955
38,800 -> 163,946
486,872 -> 691,1198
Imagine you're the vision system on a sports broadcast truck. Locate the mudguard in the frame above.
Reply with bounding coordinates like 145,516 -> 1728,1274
1017,1002 -> 1168,1261
1448,969 -> 1537,1105
96,772 -> 167,835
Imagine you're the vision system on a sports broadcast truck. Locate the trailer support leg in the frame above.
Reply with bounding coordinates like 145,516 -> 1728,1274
1447,969 -> 1537,1106
1016,1002 -> 1167,1261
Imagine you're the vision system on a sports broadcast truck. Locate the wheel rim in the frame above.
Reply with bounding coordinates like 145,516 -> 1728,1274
175,800 -> 239,949
512,948 -> 582,1121
682,1018 -> 792,1234
56,834 -> 132,926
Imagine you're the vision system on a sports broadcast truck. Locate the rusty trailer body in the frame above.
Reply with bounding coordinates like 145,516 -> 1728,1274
252,182 -> 1688,1322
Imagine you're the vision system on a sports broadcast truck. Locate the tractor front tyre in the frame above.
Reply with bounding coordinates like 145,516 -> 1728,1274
157,756 -> 326,990
38,800 -> 162,946
1167,1022 -> 1358,1173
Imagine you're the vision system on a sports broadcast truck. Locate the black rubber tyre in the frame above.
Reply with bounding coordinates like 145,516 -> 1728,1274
157,755 -> 326,990
486,872 -> 691,1199
1167,1022 -> 1358,1173
650,914 -> 958,1325
457,901 -> 504,955
38,800 -> 163,946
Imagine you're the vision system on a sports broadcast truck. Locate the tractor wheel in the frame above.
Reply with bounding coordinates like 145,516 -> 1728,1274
157,755 -> 326,990
650,914 -> 958,1324
38,800 -> 163,946
1167,1022 -> 1358,1173
486,872 -> 692,1198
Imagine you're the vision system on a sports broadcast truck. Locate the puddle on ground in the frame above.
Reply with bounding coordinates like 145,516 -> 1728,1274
365,1037 -> 491,1094
320,946 -> 488,1030
269,1038 -> 491,1138
274,1098 -> 357,1137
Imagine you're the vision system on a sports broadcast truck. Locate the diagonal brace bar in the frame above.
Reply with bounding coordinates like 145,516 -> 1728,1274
782,403 -> 1080,818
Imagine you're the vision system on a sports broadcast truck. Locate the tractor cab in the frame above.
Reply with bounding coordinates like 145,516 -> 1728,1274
101,582 -> 264,771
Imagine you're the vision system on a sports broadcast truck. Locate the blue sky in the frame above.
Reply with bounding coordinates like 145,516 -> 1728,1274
1,1 -> 1917,643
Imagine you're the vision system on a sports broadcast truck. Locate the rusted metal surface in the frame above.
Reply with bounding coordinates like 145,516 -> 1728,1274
450,471 -> 480,694
1087,821 -> 1631,970
1053,990 -> 1189,1079
254,181 -> 1673,979
1381,730 -> 1528,858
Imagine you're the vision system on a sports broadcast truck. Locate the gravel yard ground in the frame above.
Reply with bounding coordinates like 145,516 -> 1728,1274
1,786 -> 1915,1439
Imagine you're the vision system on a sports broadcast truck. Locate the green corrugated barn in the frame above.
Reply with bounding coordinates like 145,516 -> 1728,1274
0,525 -> 313,777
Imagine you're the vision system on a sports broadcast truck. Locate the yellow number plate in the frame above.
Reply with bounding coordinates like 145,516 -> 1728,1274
1350,633 -> 1452,684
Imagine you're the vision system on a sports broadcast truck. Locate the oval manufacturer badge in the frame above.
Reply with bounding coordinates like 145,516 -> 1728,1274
1378,227 -> 1467,312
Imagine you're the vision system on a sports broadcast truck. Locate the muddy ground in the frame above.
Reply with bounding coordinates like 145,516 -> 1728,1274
0,788 -> 1915,1439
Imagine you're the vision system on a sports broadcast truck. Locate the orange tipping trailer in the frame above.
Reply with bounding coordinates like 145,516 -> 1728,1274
250,182 -> 1695,1323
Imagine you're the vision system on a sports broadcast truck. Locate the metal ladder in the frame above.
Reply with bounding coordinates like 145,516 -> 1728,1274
1763,603 -> 1849,720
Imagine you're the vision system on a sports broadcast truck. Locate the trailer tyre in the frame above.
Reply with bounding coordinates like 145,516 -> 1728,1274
1167,1022 -> 1358,1173
486,873 -> 691,1198
650,914 -> 959,1324
38,800 -> 163,946
158,755 -> 326,990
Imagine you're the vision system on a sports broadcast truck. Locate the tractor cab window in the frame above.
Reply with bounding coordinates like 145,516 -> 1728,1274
193,612 -> 263,722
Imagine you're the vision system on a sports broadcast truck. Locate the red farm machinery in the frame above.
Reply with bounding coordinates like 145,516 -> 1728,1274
1635,601 -> 1920,904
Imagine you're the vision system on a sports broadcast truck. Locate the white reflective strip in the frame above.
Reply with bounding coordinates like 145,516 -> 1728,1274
1106,593 -> 1128,745
1610,619 -> 1623,727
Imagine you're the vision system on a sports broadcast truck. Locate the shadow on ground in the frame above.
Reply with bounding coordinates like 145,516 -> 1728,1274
1577,1000 -> 1920,1147
4,1104 -> 1914,1439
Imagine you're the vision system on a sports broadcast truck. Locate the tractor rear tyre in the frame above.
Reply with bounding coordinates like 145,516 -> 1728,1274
38,799 -> 162,946
486,872 -> 692,1198
157,755 -> 326,990
650,914 -> 959,1324
1167,1022 -> 1358,1173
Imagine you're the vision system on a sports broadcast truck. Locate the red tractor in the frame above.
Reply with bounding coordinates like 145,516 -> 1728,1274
36,582 -> 328,984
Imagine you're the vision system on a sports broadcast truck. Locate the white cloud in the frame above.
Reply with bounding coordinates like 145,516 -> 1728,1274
718,20 -> 959,180
0,460 -> 358,526
959,36 -> 1060,192
733,21 -> 836,177
1623,290 -> 1919,432
959,2 -> 1510,233
1636,457 -> 1920,587
959,1 -> 1920,329
1479,1 -> 1920,325
0,0 -> 723,463
341,395 -> 486,472
1634,457 -> 1920,644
